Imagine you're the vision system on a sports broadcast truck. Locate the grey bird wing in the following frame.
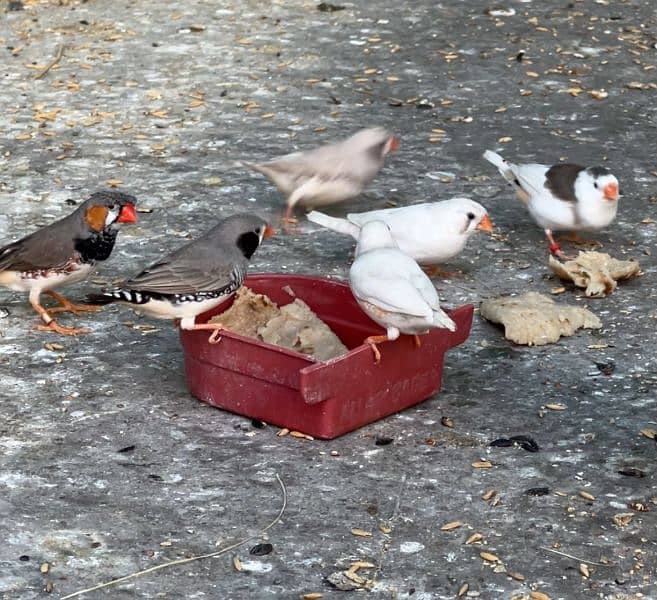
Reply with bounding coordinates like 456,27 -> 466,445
124,256 -> 244,295
0,222 -> 78,272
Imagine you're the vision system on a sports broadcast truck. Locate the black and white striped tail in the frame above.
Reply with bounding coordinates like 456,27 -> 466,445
85,289 -> 151,306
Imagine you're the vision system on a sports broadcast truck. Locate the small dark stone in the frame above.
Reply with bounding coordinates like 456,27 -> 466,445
595,361 -> 615,376
415,98 -> 435,109
148,474 -> 163,481
79,19 -> 89,25
525,487 -> 550,496
251,419 -> 266,429
618,467 -> 645,478
90,541 -> 101,548
7,1 -> 24,11
490,438 -> 513,447
220,89 -> 227,97
19,555 -> 30,561
409,588 -> 415,595
249,543 -> 273,556
117,444 -> 136,453
509,435 -> 540,453
516,50 -> 525,62
366,503 -> 378,516
329,94 -> 341,105
375,436 -> 394,446
317,2 -> 345,12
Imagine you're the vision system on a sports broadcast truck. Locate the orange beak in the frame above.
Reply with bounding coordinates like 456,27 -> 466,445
603,182 -> 619,201
117,203 -> 137,223
263,224 -> 275,238
476,214 -> 494,233
387,136 -> 400,153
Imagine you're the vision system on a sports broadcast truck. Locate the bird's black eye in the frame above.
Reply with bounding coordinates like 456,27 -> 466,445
109,205 -> 115,211
593,182 -> 598,189
467,212 -> 475,220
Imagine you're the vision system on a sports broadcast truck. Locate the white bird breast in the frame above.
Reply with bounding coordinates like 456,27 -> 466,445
0,264 -> 93,293
133,295 -> 229,325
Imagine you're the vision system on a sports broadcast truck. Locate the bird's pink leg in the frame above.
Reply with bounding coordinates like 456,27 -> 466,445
557,231 -> 602,247
422,265 -> 462,278
187,322 -> 224,344
545,230 -> 575,261
45,290 -> 103,314
363,334 -> 390,363
30,294 -> 90,336
413,335 -> 422,349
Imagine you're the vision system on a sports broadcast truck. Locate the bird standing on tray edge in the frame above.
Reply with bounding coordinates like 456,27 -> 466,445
241,127 -> 399,224
0,191 -> 138,336
483,150 -> 619,260
308,197 -> 493,277
349,220 -> 456,363
86,213 -> 274,342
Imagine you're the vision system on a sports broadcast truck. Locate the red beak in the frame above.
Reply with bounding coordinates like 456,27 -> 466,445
117,203 -> 138,223
603,182 -> 619,201
263,224 -> 275,238
388,136 -> 400,153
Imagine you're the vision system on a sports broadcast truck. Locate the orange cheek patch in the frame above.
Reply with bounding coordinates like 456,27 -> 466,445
85,205 -> 109,231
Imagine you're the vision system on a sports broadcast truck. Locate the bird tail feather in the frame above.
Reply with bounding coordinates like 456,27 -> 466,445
434,309 -> 457,332
306,211 -> 360,239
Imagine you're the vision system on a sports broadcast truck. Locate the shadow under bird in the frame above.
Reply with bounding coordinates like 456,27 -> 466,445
308,197 -> 493,277
240,127 -> 399,223
0,191 -> 137,336
87,213 -> 274,341
349,220 -> 456,363
483,150 -> 619,260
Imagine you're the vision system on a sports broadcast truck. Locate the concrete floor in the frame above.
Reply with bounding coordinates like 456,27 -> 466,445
0,0 -> 656,598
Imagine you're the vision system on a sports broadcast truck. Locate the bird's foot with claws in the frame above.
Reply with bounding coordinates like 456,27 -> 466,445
364,334 -> 390,363
36,320 -> 90,336
46,291 -> 103,315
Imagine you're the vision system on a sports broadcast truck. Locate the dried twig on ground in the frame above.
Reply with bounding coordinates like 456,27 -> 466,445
34,44 -> 66,80
61,473 -> 287,599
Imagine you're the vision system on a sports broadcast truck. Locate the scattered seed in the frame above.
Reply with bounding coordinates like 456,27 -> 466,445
302,594 -> 323,600
590,90 -> 608,100
465,533 -> 483,545
482,490 -> 497,501
40,563 -> 49,574
480,551 -> 499,563
472,460 -> 493,468
613,513 -> 634,527
45,581 -> 54,593
545,403 -> 567,411
458,582 -> 469,597
550,287 -> 566,294
379,523 -> 392,534
498,136 -> 512,143
440,521 -> 463,531
530,592 -> 550,600
233,556 -> 242,571
629,501 -> 649,512
351,528 -> 372,537
579,491 -> 595,501
640,428 -> 657,440
441,416 -> 454,428
44,342 -> 64,352
250,543 -> 273,556
508,571 -> 525,581
579,563 -> 590,578
618,468 -> 645,478
276,428 -> 289,437
289,430 -> 314,440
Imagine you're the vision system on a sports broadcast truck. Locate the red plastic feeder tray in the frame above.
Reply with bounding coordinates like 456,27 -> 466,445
179,274 -> 474,439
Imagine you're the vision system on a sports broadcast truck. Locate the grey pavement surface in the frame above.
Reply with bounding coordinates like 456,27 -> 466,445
1,0 -> 656,598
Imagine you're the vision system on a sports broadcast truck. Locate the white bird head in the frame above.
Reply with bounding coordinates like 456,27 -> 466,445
355,220 -> 399,255
577,167 -> 619,204
349,127 -> 400,160
438,198 -> 494,236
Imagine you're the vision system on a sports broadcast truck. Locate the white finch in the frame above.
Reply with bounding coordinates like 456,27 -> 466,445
349,220 -> 456,362
308,197 -> 492,273
483,150 -> 619,259
241,127 -> 399,221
